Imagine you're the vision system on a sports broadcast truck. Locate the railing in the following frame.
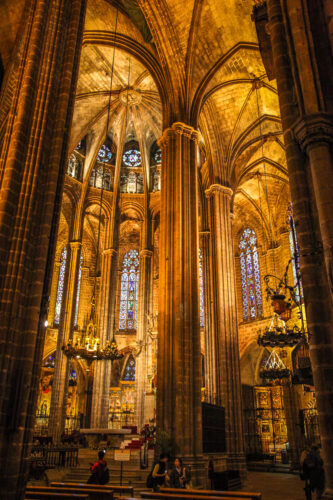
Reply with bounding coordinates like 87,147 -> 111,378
34,413 -> 81,435
30,446 -> 79,468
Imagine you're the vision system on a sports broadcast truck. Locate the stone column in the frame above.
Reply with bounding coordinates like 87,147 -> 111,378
0,0 -> 86,496
267,0 -> 333,495
135,248 -> 153,430
48,241 -> 82,442
90,247 -> 118,429
199,230 -> 217,403
157,122 -> 203,471
205,184 -> 245,471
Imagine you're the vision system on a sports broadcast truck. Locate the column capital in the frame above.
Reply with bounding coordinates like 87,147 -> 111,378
69,240 -> 82,249
103,248 -> 117,257
205,184 -> 233,199
158,122 -> 200,148
293,112 -> 333,152
140,249 -> 153,258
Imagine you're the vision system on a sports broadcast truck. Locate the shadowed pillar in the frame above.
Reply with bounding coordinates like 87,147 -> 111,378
0,0 -> 86,496
267,0 -> 333,495
206,184 -> 245,472
157,122 -> 203,475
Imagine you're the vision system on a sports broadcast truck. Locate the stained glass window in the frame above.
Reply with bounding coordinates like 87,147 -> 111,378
75,141 -> 82,151
89,167 -> 112,190
97,144 -> 112,163
199,249 -> 205,327
54,247 -> 67,324
153,148 -> 161,164
67,154 -> 81,180
123,355 -> 136,381
152,170 -> 160,192
122,149 -> 142,167
74,255 -> 83,326
119,250 -> 139,330
239,228 -> 262,321
288,212 -> 303,301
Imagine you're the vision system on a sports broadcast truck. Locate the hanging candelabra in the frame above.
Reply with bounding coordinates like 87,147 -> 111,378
260,349 -> 290,381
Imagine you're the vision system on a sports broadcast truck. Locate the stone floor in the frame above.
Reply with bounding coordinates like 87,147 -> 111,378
244,471 -> 306,500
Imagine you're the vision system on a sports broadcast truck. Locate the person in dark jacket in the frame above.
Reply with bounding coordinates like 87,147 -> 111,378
169,458 -> 191,489
87,450 -> 109,485
303,445 -> 325,499
152,453 -> 169,491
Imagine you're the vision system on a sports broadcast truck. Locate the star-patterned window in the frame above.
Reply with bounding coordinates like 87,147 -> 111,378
239,228 -> 262,321
123,355 -> 136,381
97,144 -> 112,163
153,148 -> 161,164
199,249 -> 205,327
122,149 -> 142,168
74,254 -> 83,326
54,247 -> 67,324
119,250 -> 140,330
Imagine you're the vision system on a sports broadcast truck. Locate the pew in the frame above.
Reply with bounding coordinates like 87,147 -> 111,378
50,482 -> 134,497
26,485 -> 113,499
139,493 -> 243,500
25,492 -> 88,500
160,488 -> 262,500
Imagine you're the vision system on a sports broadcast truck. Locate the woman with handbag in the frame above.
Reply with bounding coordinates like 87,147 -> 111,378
169,458 -> 191,489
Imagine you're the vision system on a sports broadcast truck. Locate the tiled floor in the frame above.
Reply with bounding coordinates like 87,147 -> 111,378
243,471 -> 306,500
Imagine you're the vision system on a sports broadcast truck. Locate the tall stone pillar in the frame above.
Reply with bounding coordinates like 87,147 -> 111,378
205,184 -> 244,470
199,230 -> 217,402
267,0 -> 333,495
135,248 -> 153,429
0,0 -> 86,496
90,247 -> 118,429
49,241 -> 82,442
157,122 -> 203,468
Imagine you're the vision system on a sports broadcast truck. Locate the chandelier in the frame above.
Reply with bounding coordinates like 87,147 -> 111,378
62,297 -> 123,365
258,313 -> 303,348
260,350 -> 290,381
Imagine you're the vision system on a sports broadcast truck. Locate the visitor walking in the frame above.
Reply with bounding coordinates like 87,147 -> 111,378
169,457 -> 191,489
87,450 -> 110,485
302,445 -> 325,499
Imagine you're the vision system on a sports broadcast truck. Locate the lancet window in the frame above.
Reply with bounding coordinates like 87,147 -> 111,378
239,228 -> 262,321
54,247 -> 67,324
119,250 -> 140,330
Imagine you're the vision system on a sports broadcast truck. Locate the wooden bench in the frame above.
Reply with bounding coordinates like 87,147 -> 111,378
26,485 -> 113,499
50,482 -> 134,497
25,492 -> 88,500
160,488 -> 262,500
139,493 -> 243,500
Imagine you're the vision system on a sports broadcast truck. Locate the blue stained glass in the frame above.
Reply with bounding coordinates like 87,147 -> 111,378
153,148 -> 161,164
123,355 -> 136,381
119,250 -> 139,330
288,213 -> 303,301
122,149 -> 142,167
54,247 -> 67,324
74,255 -> 83,326
239,228 -> 262,320
97,144 -> 112,163
199,249 -> 205,327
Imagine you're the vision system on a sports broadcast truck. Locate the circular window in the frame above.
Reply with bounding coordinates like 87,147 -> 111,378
97,144 -> 112,163
153,148 -> 161,164
122,149 -> 142,168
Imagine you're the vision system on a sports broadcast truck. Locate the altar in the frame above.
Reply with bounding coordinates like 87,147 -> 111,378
80,428 -> 131,448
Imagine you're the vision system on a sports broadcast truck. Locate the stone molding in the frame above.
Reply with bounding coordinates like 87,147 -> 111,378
293,113 -> 333,152
158,122 -> 200,148
69,240 -> 82,249
205,183 -> 233,199
103,248 -> 117,257
140,249 -> 153,258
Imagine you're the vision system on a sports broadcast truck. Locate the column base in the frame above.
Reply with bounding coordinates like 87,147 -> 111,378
227,452 -> 247,482
182,455 -> 208,489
